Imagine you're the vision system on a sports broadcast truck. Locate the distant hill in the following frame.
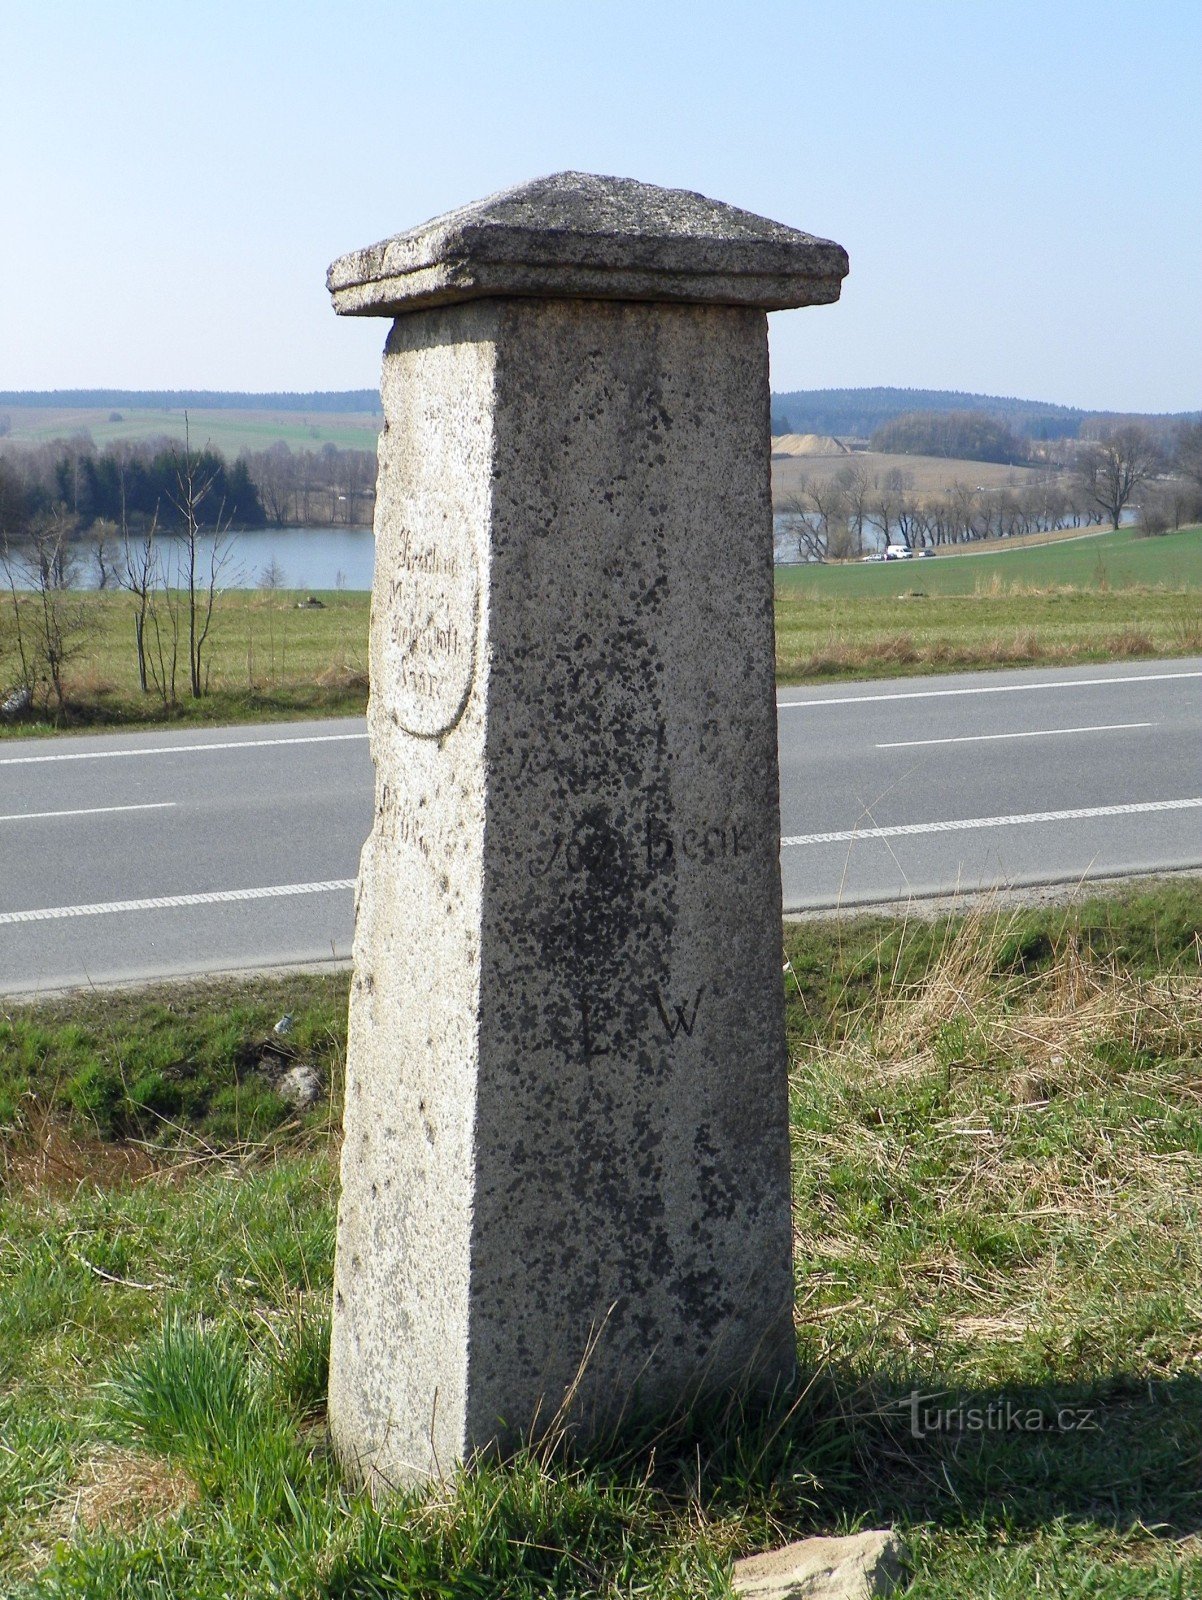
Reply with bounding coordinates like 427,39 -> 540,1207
0,389 -> 381,414
769,387 -> 1199,443
3,387 -> 1196,449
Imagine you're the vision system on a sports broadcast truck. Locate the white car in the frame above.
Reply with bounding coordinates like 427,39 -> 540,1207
885,545 -> 913,560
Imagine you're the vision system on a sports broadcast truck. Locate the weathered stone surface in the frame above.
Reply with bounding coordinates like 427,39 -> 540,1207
276,1062 -> 322,1108
732,1531 -> 904,1600
328,171 -> 848,317
327,176 -> 847,1490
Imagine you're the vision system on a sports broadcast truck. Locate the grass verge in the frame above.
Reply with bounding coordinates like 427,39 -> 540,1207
1,881 -> 1199,1594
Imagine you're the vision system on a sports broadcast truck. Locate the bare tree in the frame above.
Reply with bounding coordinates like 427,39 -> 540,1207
777,483 -> 826,562
1080,425 -> 1161,530
169,419 -> 233,698
259,555 -> 287,591
891,480 -> 918,552
1174,421 -> 1202,493
91,517 -> 118,589
255,441 -> 294,526
943,481 -> 975,546
866,480 -> 895,551
120,517 -> 167,699
835,463 -> 873,552
805,477 -> 851,558
341,449 -> 378,525
1143,479 -> 1202,532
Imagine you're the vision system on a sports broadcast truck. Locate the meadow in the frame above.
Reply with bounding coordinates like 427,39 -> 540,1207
775,525 -> 1202,681
0,405 -> 383,454
1,882 -> 1199,1596
0,588 -> 372,733
1,527 -> 1199,736
777,524 -> 1202,596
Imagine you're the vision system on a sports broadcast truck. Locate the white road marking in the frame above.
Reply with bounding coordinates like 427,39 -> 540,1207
0,732 -> 367,766
777,669 -> 1202,710
0,878 -> 356,926
0,802 -> 176,825
781,797 -> 1202,848
877,721 -> 1155,749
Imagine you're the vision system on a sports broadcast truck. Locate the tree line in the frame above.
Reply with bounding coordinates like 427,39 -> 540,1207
868,410 -> 1028,465
0,436 -> 378,536
771,386 -> 1199,445
0,388 -> 381,412
779,423 -> 1202,561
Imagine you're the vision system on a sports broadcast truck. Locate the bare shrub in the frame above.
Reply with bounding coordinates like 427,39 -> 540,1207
1,511 -> 90,722
1104,628 -> 1155,657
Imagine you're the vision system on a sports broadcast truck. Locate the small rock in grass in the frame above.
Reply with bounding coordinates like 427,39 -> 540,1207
1,685 -> 32,719
732,1529 -> 903,1600
276,1062 -> 323,1108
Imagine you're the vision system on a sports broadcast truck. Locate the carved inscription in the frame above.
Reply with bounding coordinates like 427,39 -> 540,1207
529,804 -> 745,1058
379,526 -> 478,737
652,985 -> 706,1039
530,810 -> 749,881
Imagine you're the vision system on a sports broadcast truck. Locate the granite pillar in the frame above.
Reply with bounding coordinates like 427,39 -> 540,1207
326,172 -> 848,1487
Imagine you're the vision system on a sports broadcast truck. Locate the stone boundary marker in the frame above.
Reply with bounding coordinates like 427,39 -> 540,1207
326,172 -> 848,1488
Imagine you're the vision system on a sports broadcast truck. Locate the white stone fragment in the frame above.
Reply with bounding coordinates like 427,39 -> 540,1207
732,1531 -> 904,1600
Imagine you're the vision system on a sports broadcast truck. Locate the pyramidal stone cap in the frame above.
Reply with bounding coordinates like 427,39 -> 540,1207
327,171 -> 848,316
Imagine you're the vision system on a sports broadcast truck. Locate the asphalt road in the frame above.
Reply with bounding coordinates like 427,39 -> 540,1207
777,659 -> 1201,911
1,658 -> 1199,996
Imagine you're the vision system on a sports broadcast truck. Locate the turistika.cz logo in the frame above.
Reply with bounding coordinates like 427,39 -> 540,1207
905,1392 -> 1100,1439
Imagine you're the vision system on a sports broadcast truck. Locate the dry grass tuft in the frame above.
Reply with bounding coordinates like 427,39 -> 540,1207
1,1116 -> 163,1197
979,629 -> 1079,664
316,661 -> 369,691
48,1447 -> 197,1540
851,910 -> 1202,1087
1170,617 -> 1202,652
1103,627 -> 1156,657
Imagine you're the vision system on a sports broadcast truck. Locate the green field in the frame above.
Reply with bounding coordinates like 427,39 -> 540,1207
0,588 -> 372,734
0,406 -> 383,454
777,525 -> 1202,598
775,525 -> 1202,681
2,884 -> 1199,1596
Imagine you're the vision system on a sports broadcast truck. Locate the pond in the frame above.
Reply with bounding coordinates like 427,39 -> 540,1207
8,519 -> 812,591
3,526 -> 376,593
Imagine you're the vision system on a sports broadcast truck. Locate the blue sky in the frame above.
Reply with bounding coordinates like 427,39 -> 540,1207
2,0 -> 1198,410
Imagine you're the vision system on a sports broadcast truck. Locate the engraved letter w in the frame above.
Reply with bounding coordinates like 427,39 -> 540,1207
652,985 -> 705,1040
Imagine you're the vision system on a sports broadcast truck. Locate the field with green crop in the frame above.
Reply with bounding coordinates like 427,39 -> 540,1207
778,525 -> 1202,598
0,406 -> 382,454
775,526 -> 1202,681
2,883 -> 1199,1595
